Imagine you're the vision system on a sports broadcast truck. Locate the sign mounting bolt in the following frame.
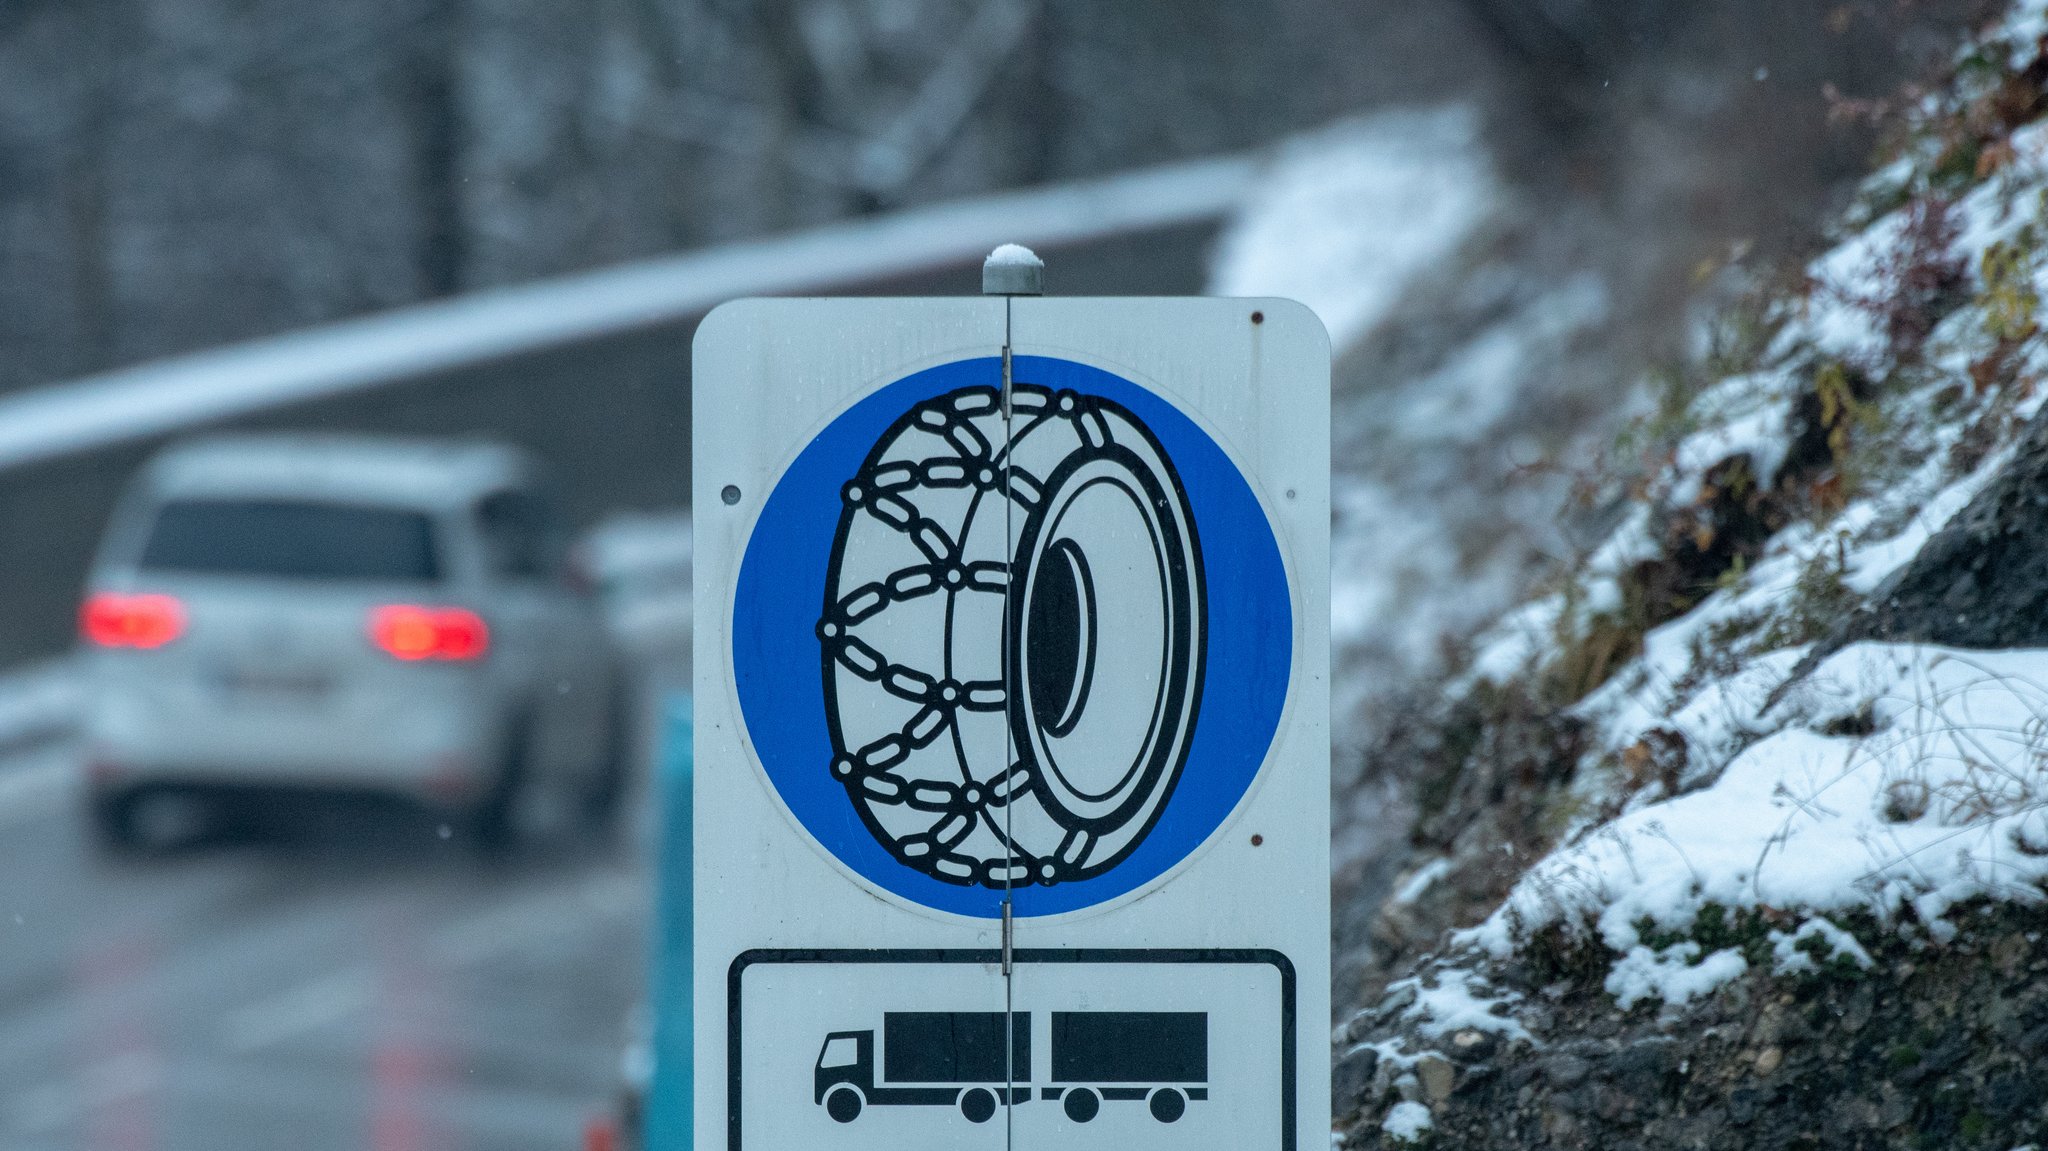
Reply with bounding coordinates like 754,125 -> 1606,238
983,244 -> 1043,296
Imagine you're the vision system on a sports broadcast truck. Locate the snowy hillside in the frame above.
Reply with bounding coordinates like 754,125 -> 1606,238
1337,3 -> 2048,1146
1211,104 -> 1613,752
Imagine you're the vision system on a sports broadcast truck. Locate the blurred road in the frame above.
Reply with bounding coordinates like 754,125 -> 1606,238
0,734 -> 647,1151
0,200 -> 1217,1151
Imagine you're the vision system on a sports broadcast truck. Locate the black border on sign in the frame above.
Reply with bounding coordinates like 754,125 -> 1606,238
727,948 -> 1297,1151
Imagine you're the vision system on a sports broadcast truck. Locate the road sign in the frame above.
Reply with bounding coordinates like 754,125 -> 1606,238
693,274 -> 1328,1151
733,951 -> 1291,1146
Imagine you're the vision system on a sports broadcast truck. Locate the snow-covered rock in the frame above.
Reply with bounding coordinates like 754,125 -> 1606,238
1340,3 -> 2048,1145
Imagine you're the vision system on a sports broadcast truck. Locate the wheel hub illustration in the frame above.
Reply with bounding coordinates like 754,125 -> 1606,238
818,382 -> 1204,888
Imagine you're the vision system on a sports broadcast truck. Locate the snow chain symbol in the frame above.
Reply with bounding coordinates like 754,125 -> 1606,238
819,382 -> 1205,889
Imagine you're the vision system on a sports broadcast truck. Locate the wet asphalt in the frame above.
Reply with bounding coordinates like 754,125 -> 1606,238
0,739 -> 649,1151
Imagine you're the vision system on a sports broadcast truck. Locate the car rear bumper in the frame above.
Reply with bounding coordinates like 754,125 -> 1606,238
81,684 -> 505,805
84,752 -> 496,809
86,777 -> 487,822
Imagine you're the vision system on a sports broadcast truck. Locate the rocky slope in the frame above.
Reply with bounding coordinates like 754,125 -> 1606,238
1338,4 -> 2048,1146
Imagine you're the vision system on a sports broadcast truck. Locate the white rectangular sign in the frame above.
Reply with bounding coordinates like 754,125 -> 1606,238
733,951 -> 1293,1147
693,294 -> 1329,1151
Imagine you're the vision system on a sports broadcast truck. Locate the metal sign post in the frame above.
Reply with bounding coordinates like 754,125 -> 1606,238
692,249 -> 1329,1151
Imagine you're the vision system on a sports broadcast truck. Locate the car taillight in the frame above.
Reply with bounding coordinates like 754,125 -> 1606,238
369,605 -> 489,661
81,592 -> 186,649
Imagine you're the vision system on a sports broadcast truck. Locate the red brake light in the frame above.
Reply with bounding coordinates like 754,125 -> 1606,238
370,605 -> 489,661
81,592 -> 186,649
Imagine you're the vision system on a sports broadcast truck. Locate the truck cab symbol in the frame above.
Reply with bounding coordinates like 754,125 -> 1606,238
813,1011 -> 1206,1126
814,1012 -> 1024,1125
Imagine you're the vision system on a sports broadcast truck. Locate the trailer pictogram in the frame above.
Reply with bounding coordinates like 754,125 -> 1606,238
812,1010 -> 1208,1126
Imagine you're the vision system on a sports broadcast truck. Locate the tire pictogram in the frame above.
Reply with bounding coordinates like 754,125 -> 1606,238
818,382 -> 1204,889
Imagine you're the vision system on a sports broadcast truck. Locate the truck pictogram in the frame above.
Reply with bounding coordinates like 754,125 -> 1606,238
813,1010 -> 1207,1125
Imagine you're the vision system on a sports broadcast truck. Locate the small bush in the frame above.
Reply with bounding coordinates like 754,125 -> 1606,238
1978,227 -> 2040,345
1760,540 -> 1859,649
1826,197 -> 1969,362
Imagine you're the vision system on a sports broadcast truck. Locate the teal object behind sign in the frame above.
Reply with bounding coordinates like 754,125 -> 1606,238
644,694 -> 693,1149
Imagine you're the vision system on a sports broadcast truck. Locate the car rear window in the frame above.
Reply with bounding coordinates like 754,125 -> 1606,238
138,499 -> 441,581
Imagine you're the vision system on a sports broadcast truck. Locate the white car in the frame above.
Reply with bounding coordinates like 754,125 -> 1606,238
77,434 -> 627,851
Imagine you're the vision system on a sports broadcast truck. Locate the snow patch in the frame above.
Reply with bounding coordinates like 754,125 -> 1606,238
1389,967 -> 1532,1042
1770,918 -> 1874,975
1998,0 -> 2048,68
1381,1100 -> 1434,1143
1471,644 -> 2048,975
1671,401 -> 1793,489
1843,456 -> 2011,594
1463,506 -> 1657,688
1210,105 -> 1498,353
984,242 -> 1039,267
1393,858 -> 1453,906
1604,943 -> 1749,1009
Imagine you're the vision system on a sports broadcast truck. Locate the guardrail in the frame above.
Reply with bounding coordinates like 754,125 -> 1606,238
0,153 -> 1259,474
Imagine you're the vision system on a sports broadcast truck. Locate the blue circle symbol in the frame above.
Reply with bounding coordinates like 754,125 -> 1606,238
733,355 -> 1291,918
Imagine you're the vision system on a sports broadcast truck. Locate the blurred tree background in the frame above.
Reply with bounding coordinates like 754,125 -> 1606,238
0,0 -> 1992,394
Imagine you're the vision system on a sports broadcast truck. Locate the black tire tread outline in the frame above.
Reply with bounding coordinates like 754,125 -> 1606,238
816,382 -> 1205,888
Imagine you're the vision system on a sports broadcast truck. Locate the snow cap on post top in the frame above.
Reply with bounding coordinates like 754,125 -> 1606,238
983,243 -> 1043,296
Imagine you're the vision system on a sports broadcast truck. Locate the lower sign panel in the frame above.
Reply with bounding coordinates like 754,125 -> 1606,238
728,950 -> 1295,1151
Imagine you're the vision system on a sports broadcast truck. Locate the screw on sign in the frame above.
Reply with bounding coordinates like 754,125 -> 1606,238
819,382 -> 1202,889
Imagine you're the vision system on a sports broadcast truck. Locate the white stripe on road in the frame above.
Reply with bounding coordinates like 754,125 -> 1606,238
215,968 -> 374,1054
6,1050 -> 159,1135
